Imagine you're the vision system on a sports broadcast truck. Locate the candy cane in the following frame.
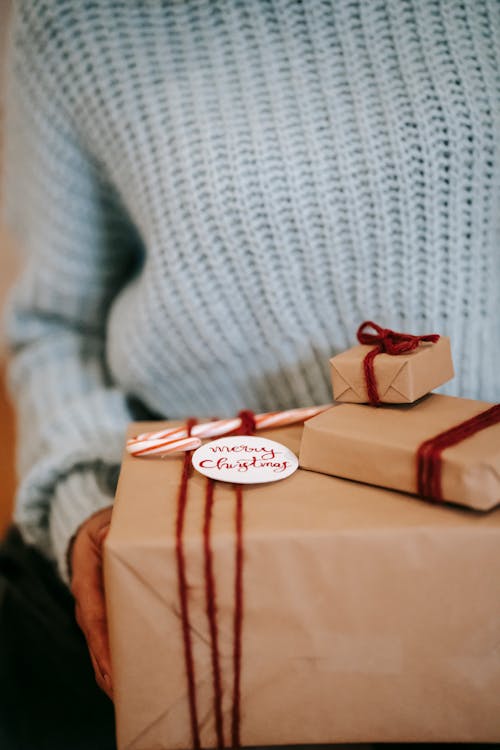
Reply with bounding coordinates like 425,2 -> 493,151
131,418 -> 242,445
127,405 -> 331,456
127,436 -> 202,458
254,405 -> 328,430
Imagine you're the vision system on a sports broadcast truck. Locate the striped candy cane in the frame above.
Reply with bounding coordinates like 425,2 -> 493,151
127,435 -> 202,458
131,418 -> 242,444
127,405 -> 331,457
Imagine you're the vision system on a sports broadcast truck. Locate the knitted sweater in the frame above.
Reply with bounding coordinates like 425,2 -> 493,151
3,0 -> 500,581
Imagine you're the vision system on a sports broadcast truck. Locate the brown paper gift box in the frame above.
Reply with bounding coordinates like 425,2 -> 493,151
330,336 -> 453,403
299,393 -> 500,511
104,420 -> 500,749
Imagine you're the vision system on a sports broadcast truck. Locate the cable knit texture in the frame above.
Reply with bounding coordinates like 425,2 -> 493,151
3,0 -> 500,580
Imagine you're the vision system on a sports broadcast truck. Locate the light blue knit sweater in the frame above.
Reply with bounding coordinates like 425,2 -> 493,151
3,0 -> 500,581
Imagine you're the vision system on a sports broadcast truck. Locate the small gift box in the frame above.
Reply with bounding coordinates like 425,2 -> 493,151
104,419 -> 500,749
299,394 -> 500,511
330,321 -> 454,404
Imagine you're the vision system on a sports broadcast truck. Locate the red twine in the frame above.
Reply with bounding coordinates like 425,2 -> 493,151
175,418 -> 201,750
416,403 -> 500,501
203,476 -> 225,748
231,485 -> 244,749
177,410 -> 255,749
357,320 -> 440,405
230,410 -> 255,749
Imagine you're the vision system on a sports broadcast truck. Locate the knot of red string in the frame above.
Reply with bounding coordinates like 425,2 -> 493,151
236,409 -> 257,435
357,320 -> 440,355
356,321 -> 440,405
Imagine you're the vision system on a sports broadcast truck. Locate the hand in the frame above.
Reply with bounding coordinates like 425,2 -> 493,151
69,506 -> 113,699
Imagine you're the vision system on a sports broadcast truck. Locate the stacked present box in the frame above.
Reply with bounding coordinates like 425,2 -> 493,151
104,322 -> 500,749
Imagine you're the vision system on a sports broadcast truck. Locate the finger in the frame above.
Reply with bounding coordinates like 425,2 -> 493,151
86,610 -> 112,675
76,600 -> 112,698
96,523 -> 110,544
74,579 -> 112,677
71,537 -> 112,677
75,594 -> 113,698
72,524 -> 108,613
88,646 -> 113,700
69,508 -> 112,584
71,532 -> 105,599
70,508 -> 114,694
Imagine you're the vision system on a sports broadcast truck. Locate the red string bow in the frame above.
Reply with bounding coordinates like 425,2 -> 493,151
356,321 -> 440,405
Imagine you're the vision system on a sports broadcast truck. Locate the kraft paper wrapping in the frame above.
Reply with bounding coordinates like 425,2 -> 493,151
330,336 -> 453,403
299,394 -> 500,511
105,421 -> 500,749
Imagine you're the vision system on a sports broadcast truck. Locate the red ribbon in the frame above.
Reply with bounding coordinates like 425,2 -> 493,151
175,418 -> 201,749
177,410 -> 255,749
416,403 -> 500,502
203,477 -> 225,748
357,321 -> 440,405
230,410 -> 255,749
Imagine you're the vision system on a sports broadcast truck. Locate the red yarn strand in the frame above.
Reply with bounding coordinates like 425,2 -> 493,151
203,477 -> 225,749
231,484 -> 244,749
416,403 -> 500,500
230,410 -> 255,748
362,345 -> 383,405
175,418 -> 201,750
176,409 -> 257,749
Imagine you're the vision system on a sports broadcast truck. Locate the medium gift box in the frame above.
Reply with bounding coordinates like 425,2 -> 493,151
104,419 -> 500,749
299,394 -> 500,511
330,322 -> 454,404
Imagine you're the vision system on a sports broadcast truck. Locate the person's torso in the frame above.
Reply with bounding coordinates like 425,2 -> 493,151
61,0 -> 500,414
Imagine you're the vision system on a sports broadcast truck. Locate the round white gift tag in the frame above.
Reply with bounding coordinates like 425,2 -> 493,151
192,435 -> 298,484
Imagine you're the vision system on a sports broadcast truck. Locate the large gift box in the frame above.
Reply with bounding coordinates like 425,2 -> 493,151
104,420 -> 500,749
299,394 -> 500,511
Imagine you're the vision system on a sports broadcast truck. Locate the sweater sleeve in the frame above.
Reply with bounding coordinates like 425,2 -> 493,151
3,7 -> 141,582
